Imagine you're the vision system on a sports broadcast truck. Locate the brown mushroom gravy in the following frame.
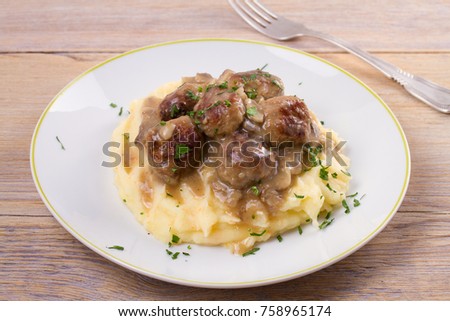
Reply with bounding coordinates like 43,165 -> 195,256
135,69 -> 323,220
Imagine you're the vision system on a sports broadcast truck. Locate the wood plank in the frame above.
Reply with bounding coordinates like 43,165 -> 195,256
1,52 -> 449,216
0,0 -> 449,53
1,215 -> 449,300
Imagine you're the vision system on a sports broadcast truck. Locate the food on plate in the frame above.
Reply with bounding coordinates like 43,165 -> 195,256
112,68 -> 350,255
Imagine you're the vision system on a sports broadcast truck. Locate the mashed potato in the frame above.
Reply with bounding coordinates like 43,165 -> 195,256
112,80 -> 350,254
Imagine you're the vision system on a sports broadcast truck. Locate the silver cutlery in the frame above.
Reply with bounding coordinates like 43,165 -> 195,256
228,0 -> 450,113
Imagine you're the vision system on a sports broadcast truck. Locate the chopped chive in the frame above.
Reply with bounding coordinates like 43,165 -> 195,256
319,218 -> 335,230
187,245 -> 192,250
342,199 -> 351,214
245,89 -> 257,99
272,79 -> 283,89
320,120 -> 325,125
140,212 -> 144,215
294,193 -> 305,199
160,121 -> 166,126
109,102 -> 117,108
176,204 -> 180,208
326,183 -> 337,193
118,107 -> 123,116
168,242 -> 172,248
197,86 -> 203,93
171,168 -> 178,173
166,249 -> 173,256
218,81 -> 228,89
320,195 -> 324,200
325,212 -> 332,220
224,99 -> 231,107
186,90 -> 199,101
306,218 -> 312,223
166,192 -> 173,197
107,245 -> 124,251
298,226 -> 303,235
55,136 -> 65,150
242,247 -> 260,257
249,74 -> 257,81
259,63 -> 268,71
346,192 -> 359,198
171,234 -> 180,244
250,230 -> 266,237
206,84 -> 214,92
123,133 -> 130,140
319,167 -> 329,180
171,252 -> 180,260
276,235 -> 283,242
353,199 -> 361,207
182,252 -> 190,256
298,82 -> 303,86
331,172 -> 338,178
122,199 -> 126,203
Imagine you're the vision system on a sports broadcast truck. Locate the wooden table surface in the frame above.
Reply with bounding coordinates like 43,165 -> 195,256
1,0 -> 449,300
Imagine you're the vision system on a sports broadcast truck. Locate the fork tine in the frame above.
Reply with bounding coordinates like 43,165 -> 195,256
244,0 -> 273,23
253,0 -> 278,19
228,0 -> 268,32
234,0 -> 268,27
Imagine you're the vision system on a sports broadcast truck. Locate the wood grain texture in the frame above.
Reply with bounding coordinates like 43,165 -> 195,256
1,0 -> 450,301
0,0 -> 449,53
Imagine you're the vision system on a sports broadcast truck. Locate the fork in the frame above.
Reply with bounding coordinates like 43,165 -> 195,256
228,0 -> 450,114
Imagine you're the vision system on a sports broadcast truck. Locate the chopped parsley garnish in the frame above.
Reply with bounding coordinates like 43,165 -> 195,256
276,235 -> 283,242
224,99 -> 231,107
250,230 -> 266,237
230,86 -> 239,92
55,136 -> 65,150
166,192 -> 173,197
246,106 -> 257,116
160,121 -> 166,126
319,218 -> 334,229
341,169 -> 351,177
319,167 -> 329,180
109,102 -> 118,108
250,185 -> 260,196
242,247 -> 260,257
171,234 -> 180,243
218,81 -> 228,89
245,89 -> 257,99
294,193 -> 305,199
326,183 -> 337,193
298,226 -> 303,235
331,172 -> 338,178
175,144 -> 190,159
353,199 -> 361,207
118,107 -> 123,116
197,86 -> 203,93
107,245 -> 124,251
342,199 -> 351,214
186,90 -> 200,101
249,74 -> 257,81
170,104 -> 179,118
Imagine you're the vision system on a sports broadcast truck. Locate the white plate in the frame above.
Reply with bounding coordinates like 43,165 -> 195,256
31,39 -> 410,288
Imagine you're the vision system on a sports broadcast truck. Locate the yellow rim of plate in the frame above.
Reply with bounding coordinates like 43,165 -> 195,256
30,38 -> 411,288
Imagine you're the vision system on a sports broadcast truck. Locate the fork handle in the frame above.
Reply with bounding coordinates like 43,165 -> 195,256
308,30 -> 450,113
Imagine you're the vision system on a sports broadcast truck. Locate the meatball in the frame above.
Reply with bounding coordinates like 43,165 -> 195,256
261,96 -> 318,146
194,86 -> 245,137
159,73 -> 214,121
228,69 -> 284,101
142,116 -> 204,184
215,131 -> 276,189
